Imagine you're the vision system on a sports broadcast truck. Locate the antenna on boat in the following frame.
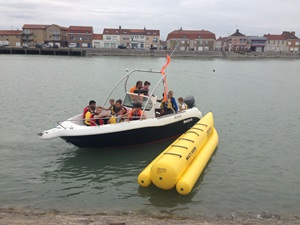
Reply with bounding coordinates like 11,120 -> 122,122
169,41 -> 180,58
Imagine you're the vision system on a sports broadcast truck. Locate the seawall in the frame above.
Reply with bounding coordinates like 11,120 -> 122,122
1,46 -> 300,58
86,48 -> 300,59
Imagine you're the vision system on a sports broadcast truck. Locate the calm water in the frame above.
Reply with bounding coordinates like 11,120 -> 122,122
0,55 -> 299,219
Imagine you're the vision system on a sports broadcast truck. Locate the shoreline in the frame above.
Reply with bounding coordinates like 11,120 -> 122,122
85,48 -> 300,59
1,208 -> 300,225
1,47 -> 300,59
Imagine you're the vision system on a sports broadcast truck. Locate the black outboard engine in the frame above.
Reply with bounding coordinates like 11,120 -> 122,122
184,95 -> 195,108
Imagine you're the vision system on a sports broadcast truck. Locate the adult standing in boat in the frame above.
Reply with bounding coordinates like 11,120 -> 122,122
83,100 -> 96,119
164,90 -> 178,114
129,81 -> 143,93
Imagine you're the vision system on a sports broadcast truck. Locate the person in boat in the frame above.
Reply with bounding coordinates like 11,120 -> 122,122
114,99 -> 127,115
129,81 -> 143,93
164,90 -> 178,114
84,103 -> 96,126
90,106 -> 110,126
101,98 -> 115,115
178,97 -> 188,111
126,102 -> 145,121
108,107 -> 124,124
83,100 -> 96,119
142,81 -> 151,96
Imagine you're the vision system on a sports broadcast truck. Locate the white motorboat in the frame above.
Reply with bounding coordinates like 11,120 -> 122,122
38,56 -> 203,148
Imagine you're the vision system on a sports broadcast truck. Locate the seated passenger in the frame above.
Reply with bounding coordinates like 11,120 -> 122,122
108,107 -> 124,124
129,81 -> 143,93
84,104 -> 96,126
163,90 -> 178,114
114,99 -> 127,115
178,97 -> 188,111
83,100 -> 96,119
101,98 -> 115,115
90,106 -> 110,126
127,102 -> 145,121
142,81 -> 151,96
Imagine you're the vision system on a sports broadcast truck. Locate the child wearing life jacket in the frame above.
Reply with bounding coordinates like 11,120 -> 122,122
163,90 -> 178,114
90,106 -> 110,126
127,102 -> 145,121
178,97 -> 188,111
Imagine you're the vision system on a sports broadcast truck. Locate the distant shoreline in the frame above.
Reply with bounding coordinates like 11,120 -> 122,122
85,48 -> 300,59
1,47 -> 300,58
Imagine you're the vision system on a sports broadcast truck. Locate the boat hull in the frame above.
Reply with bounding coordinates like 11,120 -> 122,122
61,116 -> 200,148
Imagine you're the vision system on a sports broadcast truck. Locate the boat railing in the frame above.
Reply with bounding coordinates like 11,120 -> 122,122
48,107 -> 82,123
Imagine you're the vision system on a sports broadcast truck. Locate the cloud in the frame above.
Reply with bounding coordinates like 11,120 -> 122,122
0,0 -> 299,39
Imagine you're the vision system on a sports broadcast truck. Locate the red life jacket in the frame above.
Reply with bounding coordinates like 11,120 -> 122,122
130,109 -> 142,120
90,114 -> 104,126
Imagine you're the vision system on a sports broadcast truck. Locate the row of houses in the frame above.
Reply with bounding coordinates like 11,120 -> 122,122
215,29 -> 300,53
0,24 -> 299,53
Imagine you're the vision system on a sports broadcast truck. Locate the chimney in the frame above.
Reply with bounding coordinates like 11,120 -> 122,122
291,31 -> 295,36
119,26 -> 121,30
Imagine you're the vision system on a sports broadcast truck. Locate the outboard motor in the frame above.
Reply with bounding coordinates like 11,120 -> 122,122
184,95 -> 195,108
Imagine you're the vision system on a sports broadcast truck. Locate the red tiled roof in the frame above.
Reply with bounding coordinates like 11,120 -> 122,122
216,37 -> 227,41
103,28 -> 129,35
22,24 -> 68,31
93,34 -> 103,40
167,30 -> 216,40
22,24 -> 49,29
68,26 -> 93,34
0,30 -> 22,35
263,34 -> 285,40
282,31 -> 299,39
103,28 -> 159,36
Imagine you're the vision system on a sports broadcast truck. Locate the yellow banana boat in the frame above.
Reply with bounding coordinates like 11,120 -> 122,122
138,112 -> 218,194
176,127 -> 218,195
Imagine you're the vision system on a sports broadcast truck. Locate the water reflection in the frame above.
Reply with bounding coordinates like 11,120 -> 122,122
41,138 -> 218,213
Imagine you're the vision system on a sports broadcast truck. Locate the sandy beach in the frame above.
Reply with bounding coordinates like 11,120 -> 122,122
1,208 -> 300,225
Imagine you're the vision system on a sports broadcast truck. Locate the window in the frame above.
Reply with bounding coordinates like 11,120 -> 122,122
296,42 -> 300,46
153,38 -> 158,43
112,36 -> 117,40
106,36 -> 111,40
288,41 -> 291,45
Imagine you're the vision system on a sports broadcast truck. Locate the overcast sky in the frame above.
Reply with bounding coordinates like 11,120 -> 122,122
1,0 -> 299,40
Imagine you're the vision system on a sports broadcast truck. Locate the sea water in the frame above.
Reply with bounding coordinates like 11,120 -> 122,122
0,54 -> 299,219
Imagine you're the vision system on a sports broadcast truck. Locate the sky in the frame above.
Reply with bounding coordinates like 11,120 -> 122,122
1,0 -> 300,40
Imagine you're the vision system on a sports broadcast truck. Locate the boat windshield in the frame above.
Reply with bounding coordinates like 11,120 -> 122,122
123,93 -> 153,111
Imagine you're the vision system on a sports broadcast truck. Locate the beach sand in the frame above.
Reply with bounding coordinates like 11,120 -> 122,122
1,208 -> 300,225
